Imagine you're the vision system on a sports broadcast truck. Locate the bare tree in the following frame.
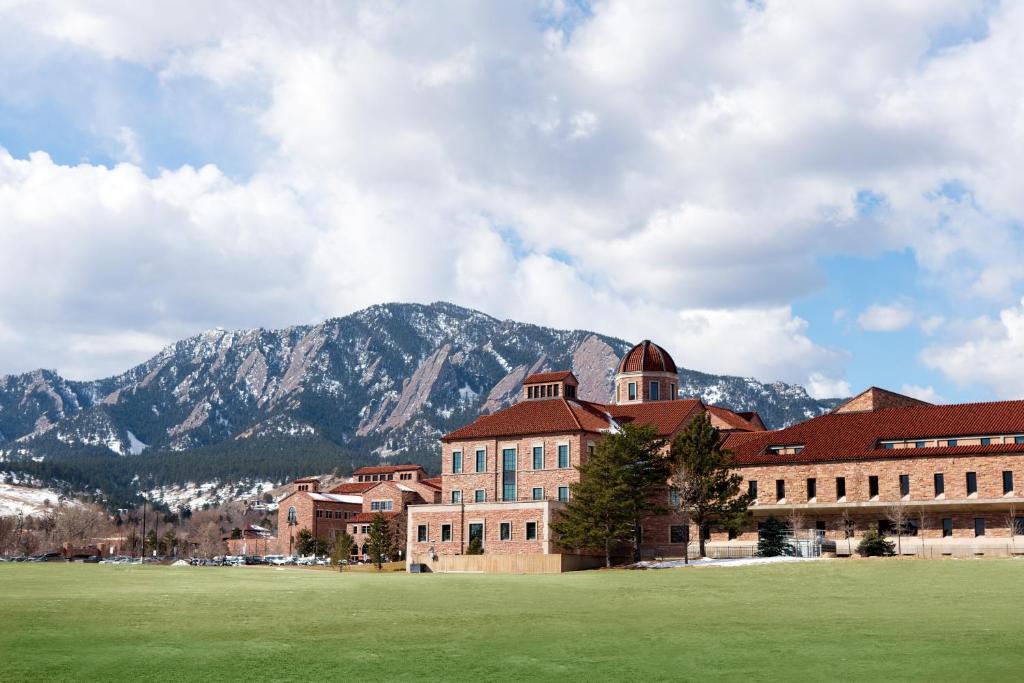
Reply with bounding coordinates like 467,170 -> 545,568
197,522 -> 225,559
0,516 -> 16,555
840,509 -> 856,556
885,500 -> 909,556
50,505 -> 108,546
1005,504 -> 1019,551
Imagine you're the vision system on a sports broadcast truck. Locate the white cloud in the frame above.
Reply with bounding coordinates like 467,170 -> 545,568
857,303 -> 914,332
807,373 -> 852,400
899,384 -> 944,404
921,299 -> 1024,399
919,315 -> 945,336
0,1 -> 1022,395
115,126 -> 142,165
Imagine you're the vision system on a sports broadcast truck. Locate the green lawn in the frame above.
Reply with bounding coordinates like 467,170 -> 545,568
1,560 -> 1021,681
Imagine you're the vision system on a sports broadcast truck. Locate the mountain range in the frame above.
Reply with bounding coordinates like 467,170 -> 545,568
0,302 -> 841,502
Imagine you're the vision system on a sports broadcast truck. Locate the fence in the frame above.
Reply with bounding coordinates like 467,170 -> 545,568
419,553 -> 605,574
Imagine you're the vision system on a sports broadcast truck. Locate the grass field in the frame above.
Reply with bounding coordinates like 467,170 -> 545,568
1,560 -> 1021,681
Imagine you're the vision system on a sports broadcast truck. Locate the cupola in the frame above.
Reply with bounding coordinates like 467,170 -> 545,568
614,340 -> 678,404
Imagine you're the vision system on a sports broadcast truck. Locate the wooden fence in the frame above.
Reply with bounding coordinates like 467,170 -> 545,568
421,553 -> 604,574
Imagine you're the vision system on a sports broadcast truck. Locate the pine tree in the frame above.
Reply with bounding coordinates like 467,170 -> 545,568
671,412 -> 751,558
366,513 -> 394,569
856,529 -> 896,557
551,423 -> 669,566
757,516 -> 789,557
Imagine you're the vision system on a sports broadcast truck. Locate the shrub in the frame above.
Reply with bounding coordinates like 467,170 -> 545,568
856,529 -> 896,557
466,536 -> 484,555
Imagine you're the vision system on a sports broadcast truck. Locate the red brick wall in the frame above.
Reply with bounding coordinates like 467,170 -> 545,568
274,493 -> 361,554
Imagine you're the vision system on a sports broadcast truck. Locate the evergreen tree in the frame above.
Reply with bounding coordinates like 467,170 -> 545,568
757,516 -> 789,557
671,412 -> 751,558
465,535 -> 484,555
366,513 -> 394,569
294,528 -> 328,556
551,423 -> 669,565
856,529 -> 896,557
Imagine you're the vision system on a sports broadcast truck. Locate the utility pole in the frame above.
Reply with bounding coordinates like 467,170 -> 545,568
141,498 -> 147,561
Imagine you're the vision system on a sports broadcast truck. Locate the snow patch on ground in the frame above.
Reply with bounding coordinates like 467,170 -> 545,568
0,482 -> 69,516
126,430 -> 148,455
630,556 -> 825,569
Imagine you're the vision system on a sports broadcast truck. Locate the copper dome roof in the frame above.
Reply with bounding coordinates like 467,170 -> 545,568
616,340 -> 678,374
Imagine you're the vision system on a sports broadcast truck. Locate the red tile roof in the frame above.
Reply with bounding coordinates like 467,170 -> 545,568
706,405 -> 761,432
443,397 -> 723,441
351,511 -> 400,524
329,482 -> 376,494
523,371 -> 577,384
617,340 -> 678,374
421,477 -> 442,490
728,398 -> 1024,465
352,464 -> 425,475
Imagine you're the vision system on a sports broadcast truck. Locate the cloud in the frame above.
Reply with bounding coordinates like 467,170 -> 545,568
899,384 -> 944,404
857,303 -> 914,332
0,0 -> 1022,395
806,373 -> 852,400
921,299 -> 1024,399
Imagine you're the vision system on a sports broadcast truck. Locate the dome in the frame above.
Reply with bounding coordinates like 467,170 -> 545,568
616,340 -> 678,375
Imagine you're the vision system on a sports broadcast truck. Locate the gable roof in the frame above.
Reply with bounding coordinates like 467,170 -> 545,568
727,398 -> 1024,465
523,371 -> 577,384
352,464 -> 425,476
442,397 -> 746,442
329,482 -> 376,494
706,405 -> 761,432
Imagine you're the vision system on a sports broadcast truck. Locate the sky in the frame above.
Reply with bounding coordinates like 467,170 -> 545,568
0,1 -> 1023,404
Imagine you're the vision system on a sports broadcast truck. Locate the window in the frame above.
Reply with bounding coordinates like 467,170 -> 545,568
815,520 -> 826,532
468,523 -> 483,547
558,486 -> 569,502
947,439 -> 958,447
942,517 -> 953,537
1014,517 -> 1024,536
475,449 -> 486,472
451,490 -> 462,504
500,522 -> 511,541
981,437 -> 992,446
532,487 -> 544,501
588,443 -> 596,457
502,448 -> 517,501
915,441 -> 926,448
966,471 -> 977,495
287,506 -> 297,524
362,525 -> 370,534
868,476 -> 879,499
628,382 -> 637,401
670,383 -> 676,399
532,445 -> 544,470
526,521 -> 537,540
452,451 -> 462,474
836,477 -> 846,499
553,384 -> 559,397
899,474 -> 910,498
1003,471 -> 1014,494
565,384 -> 576,399
883,443 -> 895,450
775,479 -> 785,501
558,444 -> 570,468
670,525 -> 687,544
669,487 -> 680,507
974,517 -> 986,537
352,526 -> 358,534
441,524 -> 452,542
370,500 -> 393,511
649,381 -> 660,400
316,509 -> 323,518
417,525 -> 427,543
748,480 -> 758,499
934,473 -> 945,496
806,478 -> 817,501
474,490 -> 485,503
1016,436 -> 1024,445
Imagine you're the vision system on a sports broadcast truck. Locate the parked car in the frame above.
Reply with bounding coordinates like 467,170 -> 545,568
83,556 -> 101,563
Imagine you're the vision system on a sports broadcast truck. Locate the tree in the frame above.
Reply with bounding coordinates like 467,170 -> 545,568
162,529 -> 178,557
366,513 -> 394,569
757,516 -> 789,557
885,501 -> 911,556
671,413 -> 751,558
330,530 -> 356,571
550,425 -> 663,567
840,509 -> 857,556
857,529 -> 895,557
294,528 -> 330,556
465,535 -> 484,555
1005,504 -> 1021,550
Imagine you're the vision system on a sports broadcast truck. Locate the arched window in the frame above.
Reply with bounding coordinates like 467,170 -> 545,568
287,506 -> 297,524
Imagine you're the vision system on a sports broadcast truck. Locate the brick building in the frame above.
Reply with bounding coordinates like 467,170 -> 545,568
275,465 -> 439,558
721,387 -> 1024,556
406,340 -> 762,568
